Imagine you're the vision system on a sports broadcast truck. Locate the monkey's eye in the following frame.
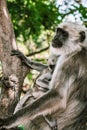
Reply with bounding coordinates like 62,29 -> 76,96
79,31 -> 85,42
56,27 -> 64,34
56,27 -> 69,38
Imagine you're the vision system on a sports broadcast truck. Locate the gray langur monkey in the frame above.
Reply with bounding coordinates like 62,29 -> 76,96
36,54 -> 58,91
0,22 -> 87,130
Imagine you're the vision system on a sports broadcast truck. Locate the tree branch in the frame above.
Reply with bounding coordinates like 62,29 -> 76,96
0,0 -> 29,117
27,46 -> 49,57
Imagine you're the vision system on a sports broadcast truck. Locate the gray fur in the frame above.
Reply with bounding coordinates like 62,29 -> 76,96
1,22 -> 87,130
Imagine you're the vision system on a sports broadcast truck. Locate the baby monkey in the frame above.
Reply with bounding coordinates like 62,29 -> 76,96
11,50 -> 58,93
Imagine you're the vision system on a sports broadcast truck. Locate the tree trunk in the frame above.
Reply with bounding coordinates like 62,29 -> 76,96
0,0 -> 29,117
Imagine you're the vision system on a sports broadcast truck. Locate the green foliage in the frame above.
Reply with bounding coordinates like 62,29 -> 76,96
7,0 -> 58,42
18,125 -> 25,130
78,4 -> 87,21
7,0 -> 87,46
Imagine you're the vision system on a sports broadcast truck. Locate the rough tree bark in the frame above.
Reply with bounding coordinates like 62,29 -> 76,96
0,0 -> 29,117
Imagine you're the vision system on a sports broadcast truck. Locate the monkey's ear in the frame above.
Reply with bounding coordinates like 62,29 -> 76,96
79,31 -> 86,42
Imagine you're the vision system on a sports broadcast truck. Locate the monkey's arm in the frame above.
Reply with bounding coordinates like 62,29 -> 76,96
0,90 -> 64,128
11,50 -> 48,72
0,61 -> 68,128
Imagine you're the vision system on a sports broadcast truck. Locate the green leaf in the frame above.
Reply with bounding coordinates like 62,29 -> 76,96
18,125 -> 25,130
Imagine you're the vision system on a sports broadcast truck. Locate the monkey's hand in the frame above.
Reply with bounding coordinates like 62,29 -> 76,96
11,49 -> 28,62
11,49 -> 33,67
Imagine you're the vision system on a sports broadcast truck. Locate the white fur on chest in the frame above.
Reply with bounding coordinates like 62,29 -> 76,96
49,55 -> 66,89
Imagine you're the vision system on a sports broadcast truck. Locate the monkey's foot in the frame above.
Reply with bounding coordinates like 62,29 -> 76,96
43,116 -> 58,130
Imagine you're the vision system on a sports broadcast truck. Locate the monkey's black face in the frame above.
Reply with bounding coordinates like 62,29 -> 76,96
50,22 -> 87,56
52,28 -> 69,48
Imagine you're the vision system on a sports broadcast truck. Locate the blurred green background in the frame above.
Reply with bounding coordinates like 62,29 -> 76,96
7,0 -> 87,54
0,0 -> 87,94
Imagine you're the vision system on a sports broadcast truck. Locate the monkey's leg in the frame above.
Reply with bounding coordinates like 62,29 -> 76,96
0,54 -> 69,128
11,50 -> 48,71
36,71 -> 52,90
0,89 -> 66,129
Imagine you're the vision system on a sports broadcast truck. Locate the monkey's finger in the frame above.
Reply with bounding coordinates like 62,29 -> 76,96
11,50 -> 19,55
11,50 -> 23,57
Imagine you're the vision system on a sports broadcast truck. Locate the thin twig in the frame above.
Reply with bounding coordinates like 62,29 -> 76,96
27,46 -> 49,57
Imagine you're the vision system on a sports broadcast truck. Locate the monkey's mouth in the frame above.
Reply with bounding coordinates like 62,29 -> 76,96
52,41 -> 63,48
49,65 -> 55,71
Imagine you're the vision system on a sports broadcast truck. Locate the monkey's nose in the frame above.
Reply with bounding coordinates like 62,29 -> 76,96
52,39 -> 63,48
